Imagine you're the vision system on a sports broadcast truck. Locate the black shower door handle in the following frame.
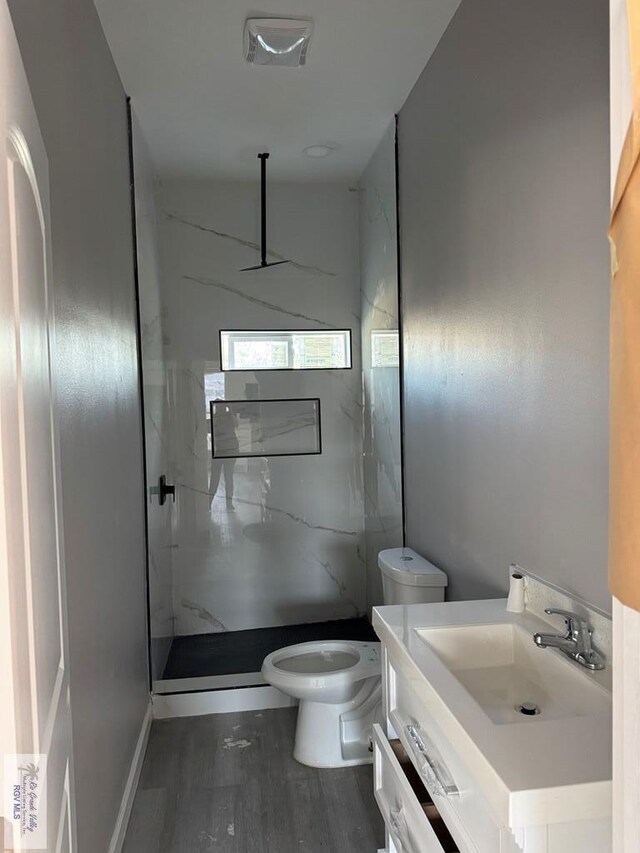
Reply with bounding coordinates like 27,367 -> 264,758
158,474 -> 175,505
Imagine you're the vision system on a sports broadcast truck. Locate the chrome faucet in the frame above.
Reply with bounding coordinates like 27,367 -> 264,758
533,608 -> 605,671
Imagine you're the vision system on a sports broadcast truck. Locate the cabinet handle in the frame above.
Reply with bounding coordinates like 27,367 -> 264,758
389,804 -> 415,853
406,724 -> 458,797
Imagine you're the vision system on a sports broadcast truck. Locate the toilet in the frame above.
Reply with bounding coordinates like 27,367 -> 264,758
261,547 -> 447,767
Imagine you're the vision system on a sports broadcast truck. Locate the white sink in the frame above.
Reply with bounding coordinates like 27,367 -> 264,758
417,622 -> 610,725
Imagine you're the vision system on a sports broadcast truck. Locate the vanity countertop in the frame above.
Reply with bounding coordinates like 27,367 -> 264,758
373,599 -> 612,829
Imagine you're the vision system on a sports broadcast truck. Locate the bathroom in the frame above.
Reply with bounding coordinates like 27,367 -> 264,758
0,0 -> 637,851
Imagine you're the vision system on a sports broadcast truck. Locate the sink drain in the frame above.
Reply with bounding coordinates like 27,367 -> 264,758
516,702 -> 541,716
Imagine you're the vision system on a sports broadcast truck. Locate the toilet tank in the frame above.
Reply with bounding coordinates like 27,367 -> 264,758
378,548 -> 448,605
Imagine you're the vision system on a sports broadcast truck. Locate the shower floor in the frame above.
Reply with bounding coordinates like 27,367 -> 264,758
162,617 -> 378,680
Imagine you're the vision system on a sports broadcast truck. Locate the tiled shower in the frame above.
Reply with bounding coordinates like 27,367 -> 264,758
134,119 -> 403,689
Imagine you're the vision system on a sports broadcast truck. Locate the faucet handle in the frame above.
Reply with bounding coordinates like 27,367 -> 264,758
544,608 -> 588,637
539,608 -> 605,670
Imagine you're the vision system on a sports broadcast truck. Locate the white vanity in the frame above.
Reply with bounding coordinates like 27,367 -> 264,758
372,599 -> 612,853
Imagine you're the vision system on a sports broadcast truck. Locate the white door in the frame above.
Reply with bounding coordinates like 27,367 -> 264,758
0,3 -> 76,851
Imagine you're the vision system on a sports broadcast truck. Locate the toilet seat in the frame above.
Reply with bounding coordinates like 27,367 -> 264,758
274,649 -> 358,674
262,640 -> 381,702
263,640 -> 380,698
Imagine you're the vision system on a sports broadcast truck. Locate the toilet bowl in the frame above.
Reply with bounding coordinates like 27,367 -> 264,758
261,640 -> 382,767
261,548 -> 448,768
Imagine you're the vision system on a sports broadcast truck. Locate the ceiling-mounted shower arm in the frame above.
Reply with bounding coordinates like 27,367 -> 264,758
241,152 -> 290,271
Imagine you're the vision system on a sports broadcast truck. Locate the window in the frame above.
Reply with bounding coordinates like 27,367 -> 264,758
371,330 -> 400,368
220,330 -> 351,371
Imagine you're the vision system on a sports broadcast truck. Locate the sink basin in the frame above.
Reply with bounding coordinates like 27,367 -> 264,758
417,622 -> 610,725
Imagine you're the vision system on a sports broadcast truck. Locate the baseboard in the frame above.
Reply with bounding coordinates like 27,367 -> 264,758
108,699 -> 153,853
152,684 -> 297,719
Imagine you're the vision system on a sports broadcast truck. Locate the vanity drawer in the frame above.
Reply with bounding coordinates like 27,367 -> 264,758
389,663 -> 503,853
373,724 -> 460,853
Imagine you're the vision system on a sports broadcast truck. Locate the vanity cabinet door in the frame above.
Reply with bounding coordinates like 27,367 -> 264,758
373,724 -> 460,853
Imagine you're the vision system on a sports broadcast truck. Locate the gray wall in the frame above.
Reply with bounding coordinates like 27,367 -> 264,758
7,2 -> 150,850
398,0 -> 611,611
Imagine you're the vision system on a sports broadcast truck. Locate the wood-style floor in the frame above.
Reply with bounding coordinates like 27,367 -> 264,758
123,707 -> 385,853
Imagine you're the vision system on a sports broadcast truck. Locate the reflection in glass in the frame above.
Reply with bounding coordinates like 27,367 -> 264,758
209,456 -> 236,511
205,372 -> 225,454
371,330 -> 400,368
359,120 -> 404,610
209,402 -> 238,509
210,398 -> 321,458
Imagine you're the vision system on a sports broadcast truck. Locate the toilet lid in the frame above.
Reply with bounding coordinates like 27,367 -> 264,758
274,649 -> 358,674
378,547 -> 448,587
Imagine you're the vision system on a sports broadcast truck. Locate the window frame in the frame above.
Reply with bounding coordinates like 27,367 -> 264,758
219,328 -> 353,372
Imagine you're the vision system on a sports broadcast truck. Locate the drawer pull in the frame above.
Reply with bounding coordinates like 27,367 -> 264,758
389,804 -> 415,853
406,724 -> 458,798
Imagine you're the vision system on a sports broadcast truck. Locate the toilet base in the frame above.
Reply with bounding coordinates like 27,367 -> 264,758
293,677 -> 382,768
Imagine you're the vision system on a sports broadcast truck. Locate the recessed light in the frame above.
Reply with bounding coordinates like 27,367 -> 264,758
303,145 -> 334,158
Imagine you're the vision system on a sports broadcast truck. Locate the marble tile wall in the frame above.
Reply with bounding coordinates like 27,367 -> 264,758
359,122 -> 404,611
131,116 -> 174,679
155,179 -> 365,636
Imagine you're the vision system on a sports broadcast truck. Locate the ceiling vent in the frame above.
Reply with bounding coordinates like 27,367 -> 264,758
244,18 -> 313,67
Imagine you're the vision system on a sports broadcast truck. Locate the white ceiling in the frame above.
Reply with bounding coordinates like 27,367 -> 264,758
94,0 -> 460,181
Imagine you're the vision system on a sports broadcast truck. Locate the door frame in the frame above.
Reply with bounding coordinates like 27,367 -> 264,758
610,1 -> 640,850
